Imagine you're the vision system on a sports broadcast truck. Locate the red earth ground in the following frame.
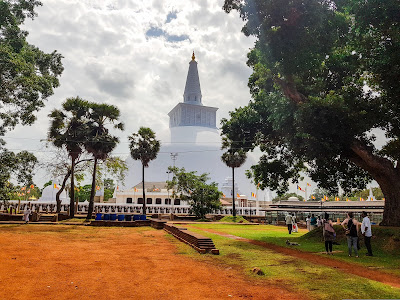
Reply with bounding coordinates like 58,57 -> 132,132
0,225 -> 305,300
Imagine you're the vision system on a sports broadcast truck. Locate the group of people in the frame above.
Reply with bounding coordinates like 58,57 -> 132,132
285,213 -> 299,234
323,211 -> 373,257
287,211 -> 373,257
306,214 -> 323,231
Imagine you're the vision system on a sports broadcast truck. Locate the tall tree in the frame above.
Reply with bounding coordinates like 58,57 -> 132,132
48,97 -> 90,217
0,0 -> 62,203
221,137 -> 247,217
167,167 -> 221,220
85,103 -> 124,221
129,127 -> 160,214
0,0 -> 63,136
222,0 -> 400,225
40,146 -> 92,213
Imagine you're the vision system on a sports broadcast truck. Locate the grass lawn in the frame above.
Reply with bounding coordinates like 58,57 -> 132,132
189,223 -> 400,277
179,225 -> 400,300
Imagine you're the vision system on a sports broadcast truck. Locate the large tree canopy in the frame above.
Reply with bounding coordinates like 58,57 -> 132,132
0,0 -> 63,135
222,0 -> 400,225
0,1 -> 62,201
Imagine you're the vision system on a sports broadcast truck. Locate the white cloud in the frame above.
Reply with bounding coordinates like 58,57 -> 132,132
5,0 -> 256,187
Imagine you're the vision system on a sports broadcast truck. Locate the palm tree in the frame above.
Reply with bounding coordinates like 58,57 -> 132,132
84,103 -> 124,221
48,97 -> 90,217
221,137 -> 247,217
129,127 -> 160,214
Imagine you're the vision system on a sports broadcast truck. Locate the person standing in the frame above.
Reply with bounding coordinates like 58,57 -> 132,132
341,212 -> 360,257
361,211 -> 373,256
322,213 -> 335,255
23,207 -> 31,224
317,216 -> 323,227
291,213 -> 298,233
285,213 -> 293,234
310,214 -> 317,230
306,215 -> 311,231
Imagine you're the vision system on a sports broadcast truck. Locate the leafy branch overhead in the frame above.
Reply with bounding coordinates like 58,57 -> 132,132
0,0 -> 63,136
222,0 -> 400,225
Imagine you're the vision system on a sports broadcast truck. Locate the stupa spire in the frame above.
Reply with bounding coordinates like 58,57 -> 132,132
183,52 -> 202,105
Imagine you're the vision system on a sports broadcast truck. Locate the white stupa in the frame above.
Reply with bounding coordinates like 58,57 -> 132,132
123,52 -> 266,200
38,183 -> 69,204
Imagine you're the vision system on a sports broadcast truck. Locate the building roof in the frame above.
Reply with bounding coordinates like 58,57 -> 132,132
133,182 -> 168,190
262,200 -> 385,213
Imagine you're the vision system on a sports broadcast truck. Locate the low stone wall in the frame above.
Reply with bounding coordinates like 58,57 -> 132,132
150,219 -> 166,229
164,224 -> 219,255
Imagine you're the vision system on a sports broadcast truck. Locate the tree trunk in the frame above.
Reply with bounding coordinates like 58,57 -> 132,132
56,168 -> 71,213
69,157 -> 76,218
142,164 -> 146,215
86,157 -> 98,221
232,167 -> 236,217
377,175 -> 400,226
350,141 -> 400,226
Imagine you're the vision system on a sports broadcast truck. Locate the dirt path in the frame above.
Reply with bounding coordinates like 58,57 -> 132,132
189,226 -> 400,289
0,225 -> 305,300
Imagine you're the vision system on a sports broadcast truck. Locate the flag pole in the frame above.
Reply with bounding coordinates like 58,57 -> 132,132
255,185 -> 259,216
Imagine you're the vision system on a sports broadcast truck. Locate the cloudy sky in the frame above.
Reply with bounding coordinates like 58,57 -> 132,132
4,0 -> 258,186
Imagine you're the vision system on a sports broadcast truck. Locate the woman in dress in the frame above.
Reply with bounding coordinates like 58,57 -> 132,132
323,213 -> 335,255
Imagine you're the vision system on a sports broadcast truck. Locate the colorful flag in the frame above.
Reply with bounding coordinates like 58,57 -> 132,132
134,187 -> 138,192
360,197 -> 364,201
382,197 -> 385,201
237,193 -> 240,198
335,197 -> 340,201
311,195 -> 316,200
53,184 -> 58,189
251,192 -> 256,198
346,198 -> 350,202
307,183 -> 311,187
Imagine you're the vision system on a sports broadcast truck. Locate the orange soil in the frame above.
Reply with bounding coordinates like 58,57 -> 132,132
190,226 -> 400,289
0,225 -> 305,300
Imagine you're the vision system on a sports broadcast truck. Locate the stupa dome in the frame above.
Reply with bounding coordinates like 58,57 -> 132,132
38,184 -> 69,203
123,53 -> 268,201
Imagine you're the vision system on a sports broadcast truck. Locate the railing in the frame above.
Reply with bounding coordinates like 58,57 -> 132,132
0,200 -> 262,216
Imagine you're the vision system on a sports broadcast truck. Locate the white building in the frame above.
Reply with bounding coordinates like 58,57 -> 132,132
119,53 -> 268,211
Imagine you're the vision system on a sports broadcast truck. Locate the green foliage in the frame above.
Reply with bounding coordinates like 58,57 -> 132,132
218,216 -> 249,223
167,167 -> 222,219
75,184 -> 91,202
85,103 -> 123,161
0,0 -> 63,135
128,127 -> 160,167
48,97 -> 90,160
221,0 -> 400,216
0,149 -> 37,200
273,192 -> 303,202
42,180 -> 52,189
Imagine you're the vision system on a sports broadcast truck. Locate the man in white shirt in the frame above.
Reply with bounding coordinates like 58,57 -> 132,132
361,211 -> 373,256
285,213 -> 293,234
